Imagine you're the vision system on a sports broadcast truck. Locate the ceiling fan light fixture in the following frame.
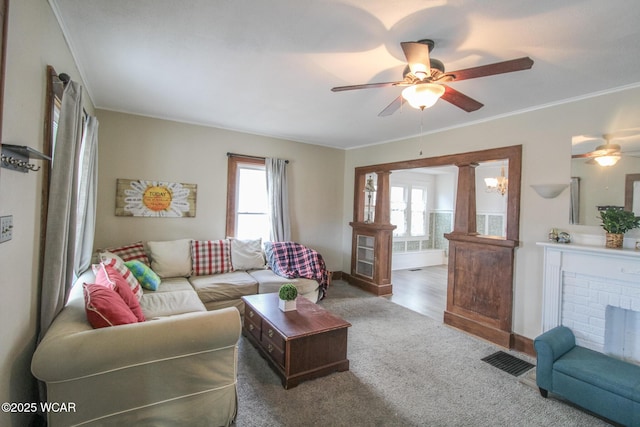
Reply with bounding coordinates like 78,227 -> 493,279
411,64 -> 430,81
594,154 -> 621,167
402,83 -> 445,110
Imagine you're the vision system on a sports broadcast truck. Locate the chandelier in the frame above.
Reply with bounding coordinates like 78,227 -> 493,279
484,165 -> 508,196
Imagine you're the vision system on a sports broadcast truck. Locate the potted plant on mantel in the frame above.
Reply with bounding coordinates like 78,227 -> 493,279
598,207 -> 640,248
278,283 -> 298,312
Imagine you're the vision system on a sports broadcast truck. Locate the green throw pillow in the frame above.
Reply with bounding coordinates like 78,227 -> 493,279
125,260 -> 161,291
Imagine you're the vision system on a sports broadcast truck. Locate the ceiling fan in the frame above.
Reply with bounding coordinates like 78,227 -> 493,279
572,131 -> 640,167
331,39 -> 534,117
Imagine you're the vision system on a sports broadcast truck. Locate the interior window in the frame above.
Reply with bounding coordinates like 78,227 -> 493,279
390,184 -> 427,237
226,156 -> 269,240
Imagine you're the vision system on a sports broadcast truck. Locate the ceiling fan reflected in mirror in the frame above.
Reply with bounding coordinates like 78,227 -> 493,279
331,39 -> 534,117
571,131 -> 640,167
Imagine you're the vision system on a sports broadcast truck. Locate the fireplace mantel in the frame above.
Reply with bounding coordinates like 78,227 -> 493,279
538,241 -> 640,356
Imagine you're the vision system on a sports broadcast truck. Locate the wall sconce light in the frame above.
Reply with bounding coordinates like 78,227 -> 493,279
484,165 -> 508,196
530,184 -> 569,199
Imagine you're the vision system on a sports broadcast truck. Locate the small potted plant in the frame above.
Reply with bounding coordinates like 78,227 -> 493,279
278,283 -> 298,312
598,207 -> 640,248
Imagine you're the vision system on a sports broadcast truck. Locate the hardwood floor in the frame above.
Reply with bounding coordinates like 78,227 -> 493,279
385,265 -> 448,322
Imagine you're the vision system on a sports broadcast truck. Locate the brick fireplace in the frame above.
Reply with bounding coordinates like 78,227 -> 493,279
539,241 -> 640,364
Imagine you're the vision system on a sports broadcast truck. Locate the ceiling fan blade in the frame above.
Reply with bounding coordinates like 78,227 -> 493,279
440,85 -> 484,112
401,41 -> 431,77
448,57 -> 534,82
572,152 -> 597,159
378,95 -> 405,117
331,81 -> 405,92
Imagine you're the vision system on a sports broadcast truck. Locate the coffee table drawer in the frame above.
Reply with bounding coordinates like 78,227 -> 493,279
245,320 -> 261,342
261,322 -> 285,350
263,337 -> 285,367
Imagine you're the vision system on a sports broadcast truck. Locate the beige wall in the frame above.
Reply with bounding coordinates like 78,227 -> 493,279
343,85 -> 640,340
3,4 -> 640,424
0,0 -> 95,425
94,110 -> 346,269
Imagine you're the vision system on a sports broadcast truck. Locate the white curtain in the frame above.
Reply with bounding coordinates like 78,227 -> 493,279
74,116 -> 99,275
39,80 -> 84,338
266,158 -> 290,241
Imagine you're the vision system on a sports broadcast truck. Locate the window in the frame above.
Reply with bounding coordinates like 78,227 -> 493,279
390,184 -> 427,237
390,186 -> 407,235
226,156 -> 270,241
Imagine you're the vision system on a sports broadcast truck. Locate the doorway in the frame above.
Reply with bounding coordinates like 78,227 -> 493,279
348,145 -> 522,348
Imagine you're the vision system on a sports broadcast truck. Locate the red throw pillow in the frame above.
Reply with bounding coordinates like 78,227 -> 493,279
83,283 -> 139,328
94,263 -> 146,322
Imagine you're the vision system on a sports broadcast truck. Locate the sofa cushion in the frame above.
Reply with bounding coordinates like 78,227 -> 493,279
94,263 -> 146,322
230,238 -> 265,270
83,283 -> 139,328
137,277 -> 205,318
147,239 -> 192,278
554,346 -> 640,402
102,241 -> 150,266
96,253 -> 144,301
249,268 -> 319,296
189,271 -> 258,304
147,277 -> 194,293
191,239 -> 233,276
125,260 -> 161,291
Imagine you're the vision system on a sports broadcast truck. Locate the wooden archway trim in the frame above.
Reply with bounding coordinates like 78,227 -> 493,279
349,145 -> 522,348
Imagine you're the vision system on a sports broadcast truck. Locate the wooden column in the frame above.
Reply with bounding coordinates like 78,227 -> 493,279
452,162 -> 478,235
348,170 -> 395,296
373,170 -> 391,224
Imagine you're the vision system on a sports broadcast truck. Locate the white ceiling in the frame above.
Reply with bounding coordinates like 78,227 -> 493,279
49,0 -> 640,150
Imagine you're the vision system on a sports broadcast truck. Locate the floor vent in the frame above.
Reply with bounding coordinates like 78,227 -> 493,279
482,351 -> 535,376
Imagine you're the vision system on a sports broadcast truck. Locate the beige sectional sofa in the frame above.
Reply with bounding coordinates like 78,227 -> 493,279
31,238 -> 325,426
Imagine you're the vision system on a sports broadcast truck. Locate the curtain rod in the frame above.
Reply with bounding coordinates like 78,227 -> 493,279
226,152 -> 289,163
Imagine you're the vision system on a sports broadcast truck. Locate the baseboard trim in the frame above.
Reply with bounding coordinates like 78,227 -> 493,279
342,273 -> 392,296
511,333 -> 535,357
444,311 -> 512,348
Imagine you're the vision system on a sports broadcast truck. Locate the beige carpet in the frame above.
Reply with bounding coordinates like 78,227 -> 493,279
235,281 -> 612,426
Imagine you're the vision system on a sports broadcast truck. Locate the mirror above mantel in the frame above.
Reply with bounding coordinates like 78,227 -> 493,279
570,129 -> 640,225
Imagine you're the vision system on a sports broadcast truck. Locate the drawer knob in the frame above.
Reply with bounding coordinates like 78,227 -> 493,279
267,344 -> 274,353
268,329 -> 274,338
249,310 -> 254,318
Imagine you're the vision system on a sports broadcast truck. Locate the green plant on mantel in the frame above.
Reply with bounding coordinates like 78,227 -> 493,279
278,283 -> 298,301
598,207 -> 640,234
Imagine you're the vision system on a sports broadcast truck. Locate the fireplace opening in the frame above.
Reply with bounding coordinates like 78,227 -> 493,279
604,305 -> 640,365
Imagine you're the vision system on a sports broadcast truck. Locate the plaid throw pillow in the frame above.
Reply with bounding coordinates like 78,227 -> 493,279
97,252 -> 144,300
104,241 -> 150,267
191,239 -> 233,276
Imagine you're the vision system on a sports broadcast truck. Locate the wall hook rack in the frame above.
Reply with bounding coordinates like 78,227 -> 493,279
1,144 -> 51,173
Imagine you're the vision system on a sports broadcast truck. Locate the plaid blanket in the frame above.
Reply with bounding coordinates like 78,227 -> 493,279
264,241 -> 329,299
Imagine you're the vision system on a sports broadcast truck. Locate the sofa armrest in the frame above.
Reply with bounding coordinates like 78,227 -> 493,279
533,325 -> 576,392
32,307 -> 241,382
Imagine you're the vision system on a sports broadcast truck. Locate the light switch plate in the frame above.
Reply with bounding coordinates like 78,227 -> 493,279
0,215 -> 13,243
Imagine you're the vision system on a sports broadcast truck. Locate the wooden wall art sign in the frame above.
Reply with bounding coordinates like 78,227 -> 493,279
115,179 -> 197,217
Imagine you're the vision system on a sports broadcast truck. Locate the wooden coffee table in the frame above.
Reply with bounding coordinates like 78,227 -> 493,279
241,293 -> 351,389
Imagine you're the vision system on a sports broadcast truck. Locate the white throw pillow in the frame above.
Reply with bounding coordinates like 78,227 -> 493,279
147,239 -> 192,278
230,238 -> 265,270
